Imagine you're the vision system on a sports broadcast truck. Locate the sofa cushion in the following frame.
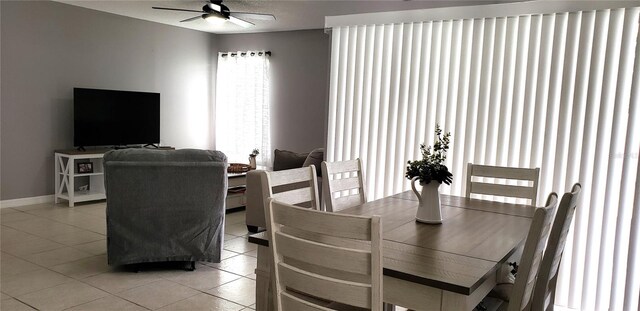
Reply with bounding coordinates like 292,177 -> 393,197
273,149 -> 309,171
302,148 -> 324,177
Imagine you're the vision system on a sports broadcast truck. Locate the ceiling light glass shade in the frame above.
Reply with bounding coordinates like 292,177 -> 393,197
204,13 -> 227,25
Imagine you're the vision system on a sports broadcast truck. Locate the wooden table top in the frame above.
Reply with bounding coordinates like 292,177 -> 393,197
248,191 -> 534,295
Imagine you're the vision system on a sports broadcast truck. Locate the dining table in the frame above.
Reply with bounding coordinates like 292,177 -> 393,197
248,190 -> 536,311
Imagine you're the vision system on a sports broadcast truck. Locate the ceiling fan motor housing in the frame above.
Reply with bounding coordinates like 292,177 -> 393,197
204,1 -> 230,18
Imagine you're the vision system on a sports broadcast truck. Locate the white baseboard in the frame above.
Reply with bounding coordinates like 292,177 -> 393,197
0,195 -> 54,208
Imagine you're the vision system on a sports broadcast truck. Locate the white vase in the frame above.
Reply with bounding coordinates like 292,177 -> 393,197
410,177 -> 443,224
249,156 -> 257,169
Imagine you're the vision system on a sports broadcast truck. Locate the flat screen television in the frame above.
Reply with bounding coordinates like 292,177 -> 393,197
74,88 -> 160,148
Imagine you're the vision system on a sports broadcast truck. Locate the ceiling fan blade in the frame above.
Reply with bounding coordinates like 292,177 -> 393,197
152,7 -> 204,13
228,16 -> 254,28
180,15 -> 204,23
231,12 -> 276,21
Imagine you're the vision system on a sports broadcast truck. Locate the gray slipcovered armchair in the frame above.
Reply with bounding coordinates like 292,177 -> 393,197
103,149 -> 227,267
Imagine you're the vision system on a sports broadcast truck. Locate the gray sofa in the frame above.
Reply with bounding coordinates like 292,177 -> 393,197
245,148 -> 323,232
103,148 -> 228,267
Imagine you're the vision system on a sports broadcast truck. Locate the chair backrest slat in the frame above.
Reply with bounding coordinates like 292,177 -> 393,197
324,159 -> 359,172
471,165 -> 539,180
469,183 -> 537,199
322,159 -> 367,212
466,163 -> 540,206
262,166 -> 320,210
508,193 -> 558,311
267,199 -> 382,311
278,262 -> 372,308
329,177 -> 361,193
284,257 -> 372,285
275,231 -> 372,275
281,292 -> 333,311
269,166 -> 319,186
532,183 -> 581,311
271,201 -> 372,240
272,188 -> 315,206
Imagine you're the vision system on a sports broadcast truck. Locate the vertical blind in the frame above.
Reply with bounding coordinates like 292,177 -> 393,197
326,7 -> 640,311
215,52 -> 271,166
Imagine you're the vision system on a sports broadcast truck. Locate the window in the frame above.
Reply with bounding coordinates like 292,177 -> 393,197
215,51 -> 271,166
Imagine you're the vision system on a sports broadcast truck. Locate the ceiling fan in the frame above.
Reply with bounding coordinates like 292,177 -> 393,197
152,0 -> 276,28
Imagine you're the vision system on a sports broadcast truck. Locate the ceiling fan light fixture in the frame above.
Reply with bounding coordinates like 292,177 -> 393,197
204,12 -> 227,25
153,0 -> 270,28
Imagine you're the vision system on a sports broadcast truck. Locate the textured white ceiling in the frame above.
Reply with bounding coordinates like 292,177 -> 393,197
53,0 -> 518,34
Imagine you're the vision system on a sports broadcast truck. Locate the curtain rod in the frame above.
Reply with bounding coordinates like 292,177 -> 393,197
220,51 -> 271,57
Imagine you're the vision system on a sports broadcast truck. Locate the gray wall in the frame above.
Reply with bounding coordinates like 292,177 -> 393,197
1,2 -> 330,201
1,1 -> 216,200
217,30 -> 330,154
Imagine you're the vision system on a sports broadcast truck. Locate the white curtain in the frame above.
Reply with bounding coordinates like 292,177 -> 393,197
327,7 -> 640,311
215,51 -> 271,166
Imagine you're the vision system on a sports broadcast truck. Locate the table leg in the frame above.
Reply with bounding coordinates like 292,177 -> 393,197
68,157 -> 74,207
255,245 -> 274,311
55,154 -> 60,204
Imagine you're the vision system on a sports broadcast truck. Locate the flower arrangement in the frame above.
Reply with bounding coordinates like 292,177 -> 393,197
248,148 -> 260,169
405,125 -> 453,185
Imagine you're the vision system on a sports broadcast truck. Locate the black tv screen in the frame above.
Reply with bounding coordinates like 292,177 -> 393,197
74,88 -> 160,147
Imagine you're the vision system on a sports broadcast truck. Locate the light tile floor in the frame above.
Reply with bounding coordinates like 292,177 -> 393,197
1,202 -> 256,310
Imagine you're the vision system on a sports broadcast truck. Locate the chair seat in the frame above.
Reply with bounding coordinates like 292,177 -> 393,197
490,283 -> 513,302
476,296 -> 508,311
490,260 -> 516,302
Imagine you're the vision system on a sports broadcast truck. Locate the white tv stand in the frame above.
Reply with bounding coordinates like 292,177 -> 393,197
227,172 -> 247,211
55,149 -> 108,207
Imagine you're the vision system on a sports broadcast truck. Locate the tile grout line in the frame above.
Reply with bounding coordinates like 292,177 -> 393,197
17,205 -> 106,234
3,204 -> 257,309
12,296 -> 41,310
2,210 -> 106,245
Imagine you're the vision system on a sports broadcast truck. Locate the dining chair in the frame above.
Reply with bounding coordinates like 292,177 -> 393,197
531,183 -> 581,311
265,198 -> 383,310
262,166 -> 321,210
489,192 -> 558,311
321,158 -> 367,212
466,163 -> 541,206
